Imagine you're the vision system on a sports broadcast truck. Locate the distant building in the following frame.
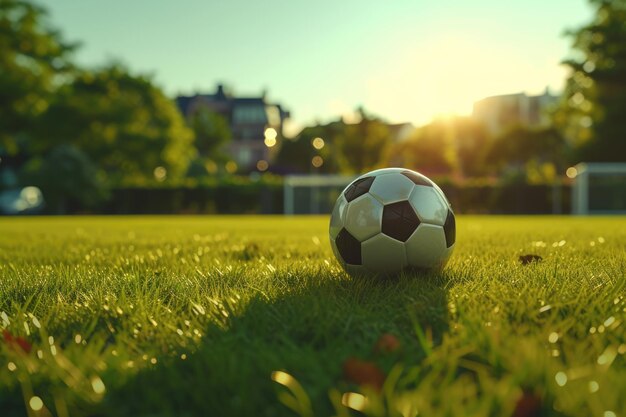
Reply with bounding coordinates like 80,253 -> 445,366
176,85 -> 290,171
472,89 -> 559,136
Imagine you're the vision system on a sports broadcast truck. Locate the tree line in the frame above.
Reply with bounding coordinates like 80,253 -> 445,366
274,110 -> 565,184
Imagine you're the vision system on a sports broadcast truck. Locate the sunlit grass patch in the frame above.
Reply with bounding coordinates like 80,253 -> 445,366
0,215 -> 625,416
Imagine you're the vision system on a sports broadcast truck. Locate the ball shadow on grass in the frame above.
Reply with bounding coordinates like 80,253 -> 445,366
100,268 -> 456,417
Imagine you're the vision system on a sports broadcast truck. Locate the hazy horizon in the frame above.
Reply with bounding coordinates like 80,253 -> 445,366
42,0 -> 592,134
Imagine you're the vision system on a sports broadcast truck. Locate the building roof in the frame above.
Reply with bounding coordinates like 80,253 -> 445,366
176,84 -> 290,119
232,97 -> 265,105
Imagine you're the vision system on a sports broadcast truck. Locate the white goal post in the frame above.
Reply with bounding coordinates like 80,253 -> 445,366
572,162 -> 626,215
283,175 -> 356,215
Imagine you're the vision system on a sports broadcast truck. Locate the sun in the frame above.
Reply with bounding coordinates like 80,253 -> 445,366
365,34 -> 550,125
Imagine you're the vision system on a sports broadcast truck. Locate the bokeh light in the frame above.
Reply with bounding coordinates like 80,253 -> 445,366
580,116 -> 593,127
264,136 -> 277,147
264,127 -> 277,140
205,160 -> 218,174
312,137 -> 325,150
225,161 -> 237,174
153,166 -> 167,182
311,155 -> 323,168
256,160 -> 269,171
566,167 -> 578,179
29,396 -> 43,411
20,186 -> 42,206
91,377 -> 106,394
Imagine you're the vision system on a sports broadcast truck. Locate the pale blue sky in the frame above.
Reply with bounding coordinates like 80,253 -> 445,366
41,0 -> 592,133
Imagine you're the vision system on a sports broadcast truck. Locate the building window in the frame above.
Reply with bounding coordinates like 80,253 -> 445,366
233,105 -> 267,124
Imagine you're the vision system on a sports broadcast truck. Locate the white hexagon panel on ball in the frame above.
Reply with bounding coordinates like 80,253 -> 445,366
344,194 -> 383,242
361,233 -> 407,275
368,173 -> 415,204
405,224 -> 450,269
408,185 -> 449,226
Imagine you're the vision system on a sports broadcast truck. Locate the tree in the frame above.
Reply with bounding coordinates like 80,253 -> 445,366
333,109 -> 392,174
485,126 -> 568,182
21,145 -> 107,213
34,65 -> 196,184
554,0 -> 626,162
274,121 -> 342,174
0,0 -> 73,155
190,107 -> 231,160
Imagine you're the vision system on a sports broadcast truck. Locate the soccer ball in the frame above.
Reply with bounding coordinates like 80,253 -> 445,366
329,168 -> 455,276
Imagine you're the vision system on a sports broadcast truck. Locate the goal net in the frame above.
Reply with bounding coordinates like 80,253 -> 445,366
571,163 -> 626,215
283,175 -> 356,215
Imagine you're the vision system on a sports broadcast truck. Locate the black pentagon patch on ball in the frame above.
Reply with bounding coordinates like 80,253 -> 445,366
443,209 -> 456,248
382,201 -> 420,242
335,228 -> 362,265
344,176 -> 375,202
401,171 -> 432,187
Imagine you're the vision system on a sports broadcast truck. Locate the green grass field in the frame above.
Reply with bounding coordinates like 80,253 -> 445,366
1,216 -> 625,417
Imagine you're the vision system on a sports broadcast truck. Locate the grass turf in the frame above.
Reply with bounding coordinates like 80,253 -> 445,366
0,215 -> 625,417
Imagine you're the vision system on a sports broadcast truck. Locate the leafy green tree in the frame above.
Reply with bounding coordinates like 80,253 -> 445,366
21,145 -> 107,213
0,0 -> 73,155
190,107 -> 231,160
333,109 -> 391,174
485,126 -> 568,181
185,108 -> 231,178
554,0 -> 626,161
35,65 -> 196,184
273,136 -> 311,173
275,121 -> 342,174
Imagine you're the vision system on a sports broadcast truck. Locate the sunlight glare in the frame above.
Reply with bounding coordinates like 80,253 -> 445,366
271,370 -> 295,387
342,392 -> 368,411
366,34 -> 560,124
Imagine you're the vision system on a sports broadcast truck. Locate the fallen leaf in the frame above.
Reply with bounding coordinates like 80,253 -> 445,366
374,333 -> 401,354
512,390 -> 542,417
2,330 -> 32,354
342,358 -> 385,391
519,254 -> 543,265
